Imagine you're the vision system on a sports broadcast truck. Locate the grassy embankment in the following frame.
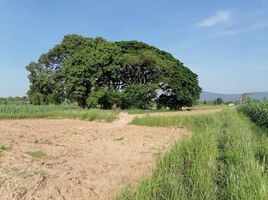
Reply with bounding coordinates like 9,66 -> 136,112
116,109 -> 268,200
0,104 -> 118,122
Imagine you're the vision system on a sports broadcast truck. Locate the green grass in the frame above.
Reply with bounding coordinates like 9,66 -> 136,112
0,104 -> 118,122
127,105 -> 226,114
25,150 -> 46,158
190,104 -> 228,110
127,108 -> 175,114
116,109 -> 268,200
0,145 -> 12,152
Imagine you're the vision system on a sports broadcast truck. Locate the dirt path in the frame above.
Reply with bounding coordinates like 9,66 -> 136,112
0,109 -> 220,200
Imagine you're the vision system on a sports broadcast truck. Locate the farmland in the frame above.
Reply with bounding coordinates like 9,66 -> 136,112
0,108 -> 221,199
0,105 -> 267,199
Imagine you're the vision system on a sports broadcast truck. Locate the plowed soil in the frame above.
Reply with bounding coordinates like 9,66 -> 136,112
0,109 -> 220,200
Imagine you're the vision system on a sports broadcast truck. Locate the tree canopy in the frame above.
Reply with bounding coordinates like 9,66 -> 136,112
26,34 -> 201,109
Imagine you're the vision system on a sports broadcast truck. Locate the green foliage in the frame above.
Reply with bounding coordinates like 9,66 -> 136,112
0,96 -> 28,105
121,85 -> 155,109
120,50 -> 162,85
26,35 -> 201,109
214,97 -> 223,105
237,102 -> 268,128
87,88 -> 122,109
157,66 -> 201,109
86,89 -> 105,108
28,92 -> 45,105
97,89 -> 122,109
63,39 -> 122,107
26,34 -> 91,106
116,110 -> 268,200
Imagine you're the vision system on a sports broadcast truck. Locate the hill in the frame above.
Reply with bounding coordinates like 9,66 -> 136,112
200,91 -> 268,101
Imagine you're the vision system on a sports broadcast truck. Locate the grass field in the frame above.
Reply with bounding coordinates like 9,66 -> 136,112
0,104 -> 118,122
116,109 -> 268,199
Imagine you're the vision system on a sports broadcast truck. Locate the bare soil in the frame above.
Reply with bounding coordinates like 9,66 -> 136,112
0,109 -> 220,200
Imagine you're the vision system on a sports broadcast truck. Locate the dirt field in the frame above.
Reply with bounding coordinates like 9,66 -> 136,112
0,109 -> 220,200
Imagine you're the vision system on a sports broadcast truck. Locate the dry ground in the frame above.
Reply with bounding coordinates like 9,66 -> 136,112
0,109 -> 220,200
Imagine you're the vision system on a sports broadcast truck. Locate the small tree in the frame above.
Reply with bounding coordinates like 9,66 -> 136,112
214,97 -> 223,105
240,93 -> 251,104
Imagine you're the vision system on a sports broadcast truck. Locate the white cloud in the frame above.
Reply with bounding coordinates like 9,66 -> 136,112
198,10 -> 232,27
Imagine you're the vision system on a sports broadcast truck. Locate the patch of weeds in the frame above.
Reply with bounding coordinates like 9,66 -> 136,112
34,139 -> 52,145
0,145 -> 11,152
26,150 -> 46,158
34,170 -> 48,177
15,186 -> 27,198
113,137 -> 124,141
10,167 -> 19,173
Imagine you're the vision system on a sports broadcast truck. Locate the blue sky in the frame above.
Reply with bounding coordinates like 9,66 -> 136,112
0,0 -> 267,97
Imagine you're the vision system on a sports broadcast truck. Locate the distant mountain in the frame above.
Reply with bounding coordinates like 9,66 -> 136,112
200,91 -> 268,102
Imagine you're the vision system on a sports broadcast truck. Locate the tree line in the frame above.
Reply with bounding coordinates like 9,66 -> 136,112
26,34 -> 201,109
0,96 -> 28,104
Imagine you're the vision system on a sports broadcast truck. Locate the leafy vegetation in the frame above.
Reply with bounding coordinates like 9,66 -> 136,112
116,110 -> 268,200
0,104 -> 118,122
26,34 -> 201,109
238,102 -> 268,128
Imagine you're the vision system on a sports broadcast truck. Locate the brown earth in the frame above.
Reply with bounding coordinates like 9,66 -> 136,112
0,109 -> 220,200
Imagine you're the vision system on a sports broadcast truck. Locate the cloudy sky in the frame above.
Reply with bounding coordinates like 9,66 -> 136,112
0,0 -> 267,97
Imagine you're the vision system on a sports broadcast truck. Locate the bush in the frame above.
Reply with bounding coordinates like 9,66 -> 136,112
237,102 -> 268,128
87,88 -> 122,109
121,85 -> 154,109
86,89 -> 106,108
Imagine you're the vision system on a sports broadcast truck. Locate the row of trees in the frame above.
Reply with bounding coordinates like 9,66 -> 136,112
201,94 -> 256,106
27,34 -> 201,109
0,96 -> 28,104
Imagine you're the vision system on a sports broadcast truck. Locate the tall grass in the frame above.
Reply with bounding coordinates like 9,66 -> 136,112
0,104 -> 118,122
127,105 -> 226,114
116,110 -> 268,199
127,109 -> 176,114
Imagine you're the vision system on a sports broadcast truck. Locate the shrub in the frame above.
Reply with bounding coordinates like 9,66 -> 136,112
237,102 -> 268,128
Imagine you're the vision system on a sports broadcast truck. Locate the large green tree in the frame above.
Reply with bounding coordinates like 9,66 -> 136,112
26,35 -> 201,109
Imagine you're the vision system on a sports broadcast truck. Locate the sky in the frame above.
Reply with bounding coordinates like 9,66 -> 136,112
0,0 -> 267,97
